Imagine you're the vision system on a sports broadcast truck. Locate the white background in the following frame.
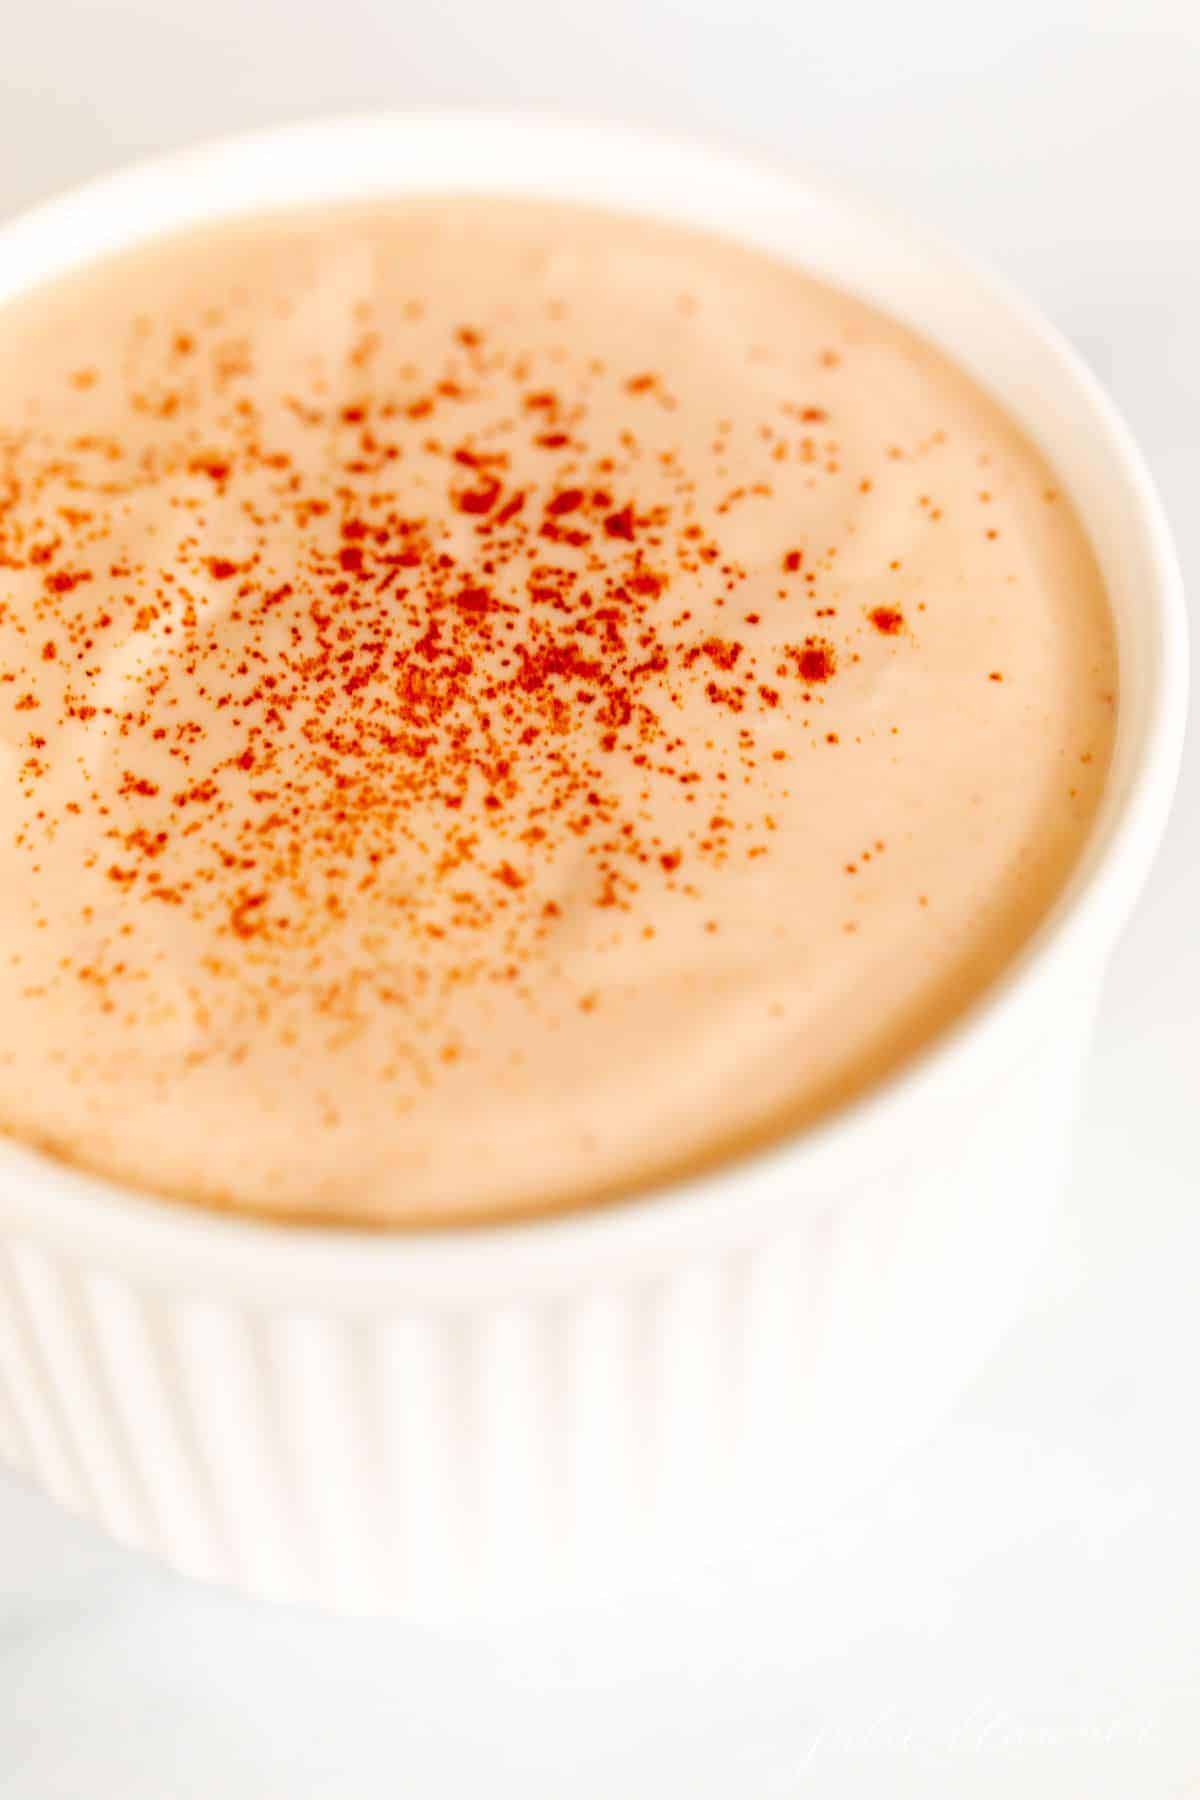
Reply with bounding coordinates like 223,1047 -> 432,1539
1,1 -> 1198,1794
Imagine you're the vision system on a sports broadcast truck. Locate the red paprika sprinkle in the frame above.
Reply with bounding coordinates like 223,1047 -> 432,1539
1,224 -> 881,1071
545,488 -> 584,517
868,606 -> 904,635
603,505 -> 636,541
788,640 -> 836,683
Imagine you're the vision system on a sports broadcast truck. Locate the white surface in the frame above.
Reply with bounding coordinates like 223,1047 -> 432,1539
1,0 -> 1198,1793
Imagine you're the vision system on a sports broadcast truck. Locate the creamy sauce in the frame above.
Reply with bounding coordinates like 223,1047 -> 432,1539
0,199 -> 1116,1222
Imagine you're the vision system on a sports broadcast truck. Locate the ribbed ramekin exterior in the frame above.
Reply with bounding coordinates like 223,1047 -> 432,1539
0,1013 -> 1092,1615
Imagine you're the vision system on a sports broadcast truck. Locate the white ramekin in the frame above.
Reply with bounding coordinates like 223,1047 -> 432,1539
0,113 -> 1186,1617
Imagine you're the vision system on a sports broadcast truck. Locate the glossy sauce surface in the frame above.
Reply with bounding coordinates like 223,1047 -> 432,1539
0,199 -> 1116,1221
